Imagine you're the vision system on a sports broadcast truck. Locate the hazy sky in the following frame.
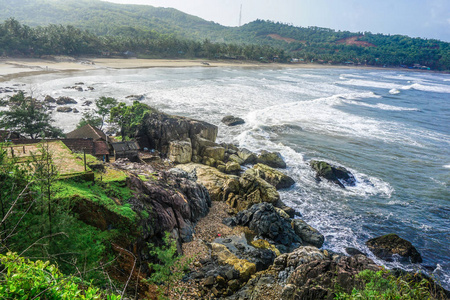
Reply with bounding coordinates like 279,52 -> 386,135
102,0 -> 450,42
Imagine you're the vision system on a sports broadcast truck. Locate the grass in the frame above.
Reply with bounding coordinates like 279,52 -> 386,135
99,166 -> 128,182
55,179 -> 136,222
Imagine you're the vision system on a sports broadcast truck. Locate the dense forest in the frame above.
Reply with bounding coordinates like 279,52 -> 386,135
0,0 -> 449,69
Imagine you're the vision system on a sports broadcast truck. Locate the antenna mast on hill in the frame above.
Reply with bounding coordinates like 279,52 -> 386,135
239,4 -> 242,27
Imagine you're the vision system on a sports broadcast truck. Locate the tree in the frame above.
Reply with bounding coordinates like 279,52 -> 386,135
0,92 -> 64,139
95,96 -> 118,129
110,101 -> 152,141
77,110 -> 102,129
145,232 -> 192,300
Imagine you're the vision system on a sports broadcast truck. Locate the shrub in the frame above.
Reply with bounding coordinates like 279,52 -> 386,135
335,269 -> 437,300
0,252 -> 120,299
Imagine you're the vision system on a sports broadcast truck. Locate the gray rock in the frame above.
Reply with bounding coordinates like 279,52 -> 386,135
56,96 -> 77,105
237,148 -> 257,165
168,139 -> 192,164
221,115 -> 245,126
366,234 -> 422,263
56,106 -> 72,113
291,219 -> 324,248
231,203 -> 302,250
257,150 -> 287,169
310,160 -> 356,188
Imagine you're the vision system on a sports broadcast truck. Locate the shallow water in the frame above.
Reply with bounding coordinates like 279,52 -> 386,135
3,66 -> 449,287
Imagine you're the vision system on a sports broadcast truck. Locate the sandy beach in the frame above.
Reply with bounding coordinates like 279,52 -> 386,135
0,56 -> 394,82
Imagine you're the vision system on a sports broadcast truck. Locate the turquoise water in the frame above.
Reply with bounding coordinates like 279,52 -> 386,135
7,66 -> 450,287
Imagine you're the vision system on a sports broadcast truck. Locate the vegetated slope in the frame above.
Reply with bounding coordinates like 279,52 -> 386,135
0,0 -> 227,40
0,0 -> 449,69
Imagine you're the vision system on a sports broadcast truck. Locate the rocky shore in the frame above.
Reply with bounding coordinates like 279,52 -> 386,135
83,109 -> 448,299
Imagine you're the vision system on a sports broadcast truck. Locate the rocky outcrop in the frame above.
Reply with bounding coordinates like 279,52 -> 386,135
56,96 -> 77,105
257,150 -> 287,169
291,219 -> 324,248
56,106 -> 72,113
168,139 -> 192,164
211,233 -> 276,279
113,159 -> 211,248
287,255 -> 379,300
366,234 -> 422,263
177,163 -> 280,213
247,163 -> 295,189
237,148 -> 257,165
224,203 -> 302,252
177,163 -> 233,201
133,111 -> 218,162
310,160 -> 356,188
225,171 -> 280,213
126,94 -> 145,101
44,95 -> 56,103
221,115 -> 245,126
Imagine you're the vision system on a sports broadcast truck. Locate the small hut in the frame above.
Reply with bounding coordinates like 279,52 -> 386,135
111,141 -> 139,161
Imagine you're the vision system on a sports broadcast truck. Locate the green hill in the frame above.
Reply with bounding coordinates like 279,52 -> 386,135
0,0 -> 449,70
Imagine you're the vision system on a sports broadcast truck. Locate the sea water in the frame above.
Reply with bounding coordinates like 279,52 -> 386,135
3,66 -> 449,288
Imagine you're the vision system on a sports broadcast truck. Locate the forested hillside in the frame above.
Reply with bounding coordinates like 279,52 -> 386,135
0,0 -> 449,70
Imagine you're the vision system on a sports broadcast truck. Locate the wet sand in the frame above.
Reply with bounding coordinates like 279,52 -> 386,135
0,56 -> 391,82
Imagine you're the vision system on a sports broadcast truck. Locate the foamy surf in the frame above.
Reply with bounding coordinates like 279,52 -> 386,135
389,88 -> 400,94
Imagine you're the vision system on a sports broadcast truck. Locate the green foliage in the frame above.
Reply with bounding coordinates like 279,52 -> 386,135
0,252 -> 120,299
0,92 -> 64,139
110,101 -> 152,141
77,111 -> 102,129
0,1 -> 449,69
335,269 -> 436,300
146,232 -> 193,300
77,97 -> 118,130
95,97 -> 118,129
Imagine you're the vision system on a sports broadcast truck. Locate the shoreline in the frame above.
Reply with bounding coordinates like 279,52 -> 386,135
1,57 -> 444,82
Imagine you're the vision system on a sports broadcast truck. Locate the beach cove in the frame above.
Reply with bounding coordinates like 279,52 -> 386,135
1,60 -> 449,296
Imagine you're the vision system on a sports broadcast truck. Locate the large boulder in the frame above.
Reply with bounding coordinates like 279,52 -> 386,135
248,163 -> 295,189
134,111 -> 218,159
291,219 -> 324,248
237,148 -> 257,165
213,234 -> 276,273
310,160 -> 356,188
44,95 -> 56,103
211,243 -> 257,281
168,139 -> 192,164
221,115 -> 245,126
177,163 -> 233,201
56,96 -> 77,105
202,146 -> 225,162
257,151 -> 287,169
226,203 -> 302,251
56,106 -> 72,113
177,163 -> 280,213
366,234 -> 422,263
225,171 -> 280,212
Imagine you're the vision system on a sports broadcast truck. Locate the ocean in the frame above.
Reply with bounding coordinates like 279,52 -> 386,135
3,66 -> 449,288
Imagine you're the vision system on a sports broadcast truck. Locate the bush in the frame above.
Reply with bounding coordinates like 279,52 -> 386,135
0,252 -> 120,299
335,269 -> 438,300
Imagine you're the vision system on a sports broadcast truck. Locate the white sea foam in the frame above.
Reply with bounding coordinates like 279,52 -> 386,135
401,82 -> 450,93
444,165 -> 450,169
344,100 -> 420,111
339,79 -> 403,90
389,88 -> 400,94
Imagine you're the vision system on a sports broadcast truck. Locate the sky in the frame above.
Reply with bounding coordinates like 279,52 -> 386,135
102,0 -> 450,42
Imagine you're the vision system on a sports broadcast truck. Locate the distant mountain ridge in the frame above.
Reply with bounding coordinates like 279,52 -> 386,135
1,0 -> 449,70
